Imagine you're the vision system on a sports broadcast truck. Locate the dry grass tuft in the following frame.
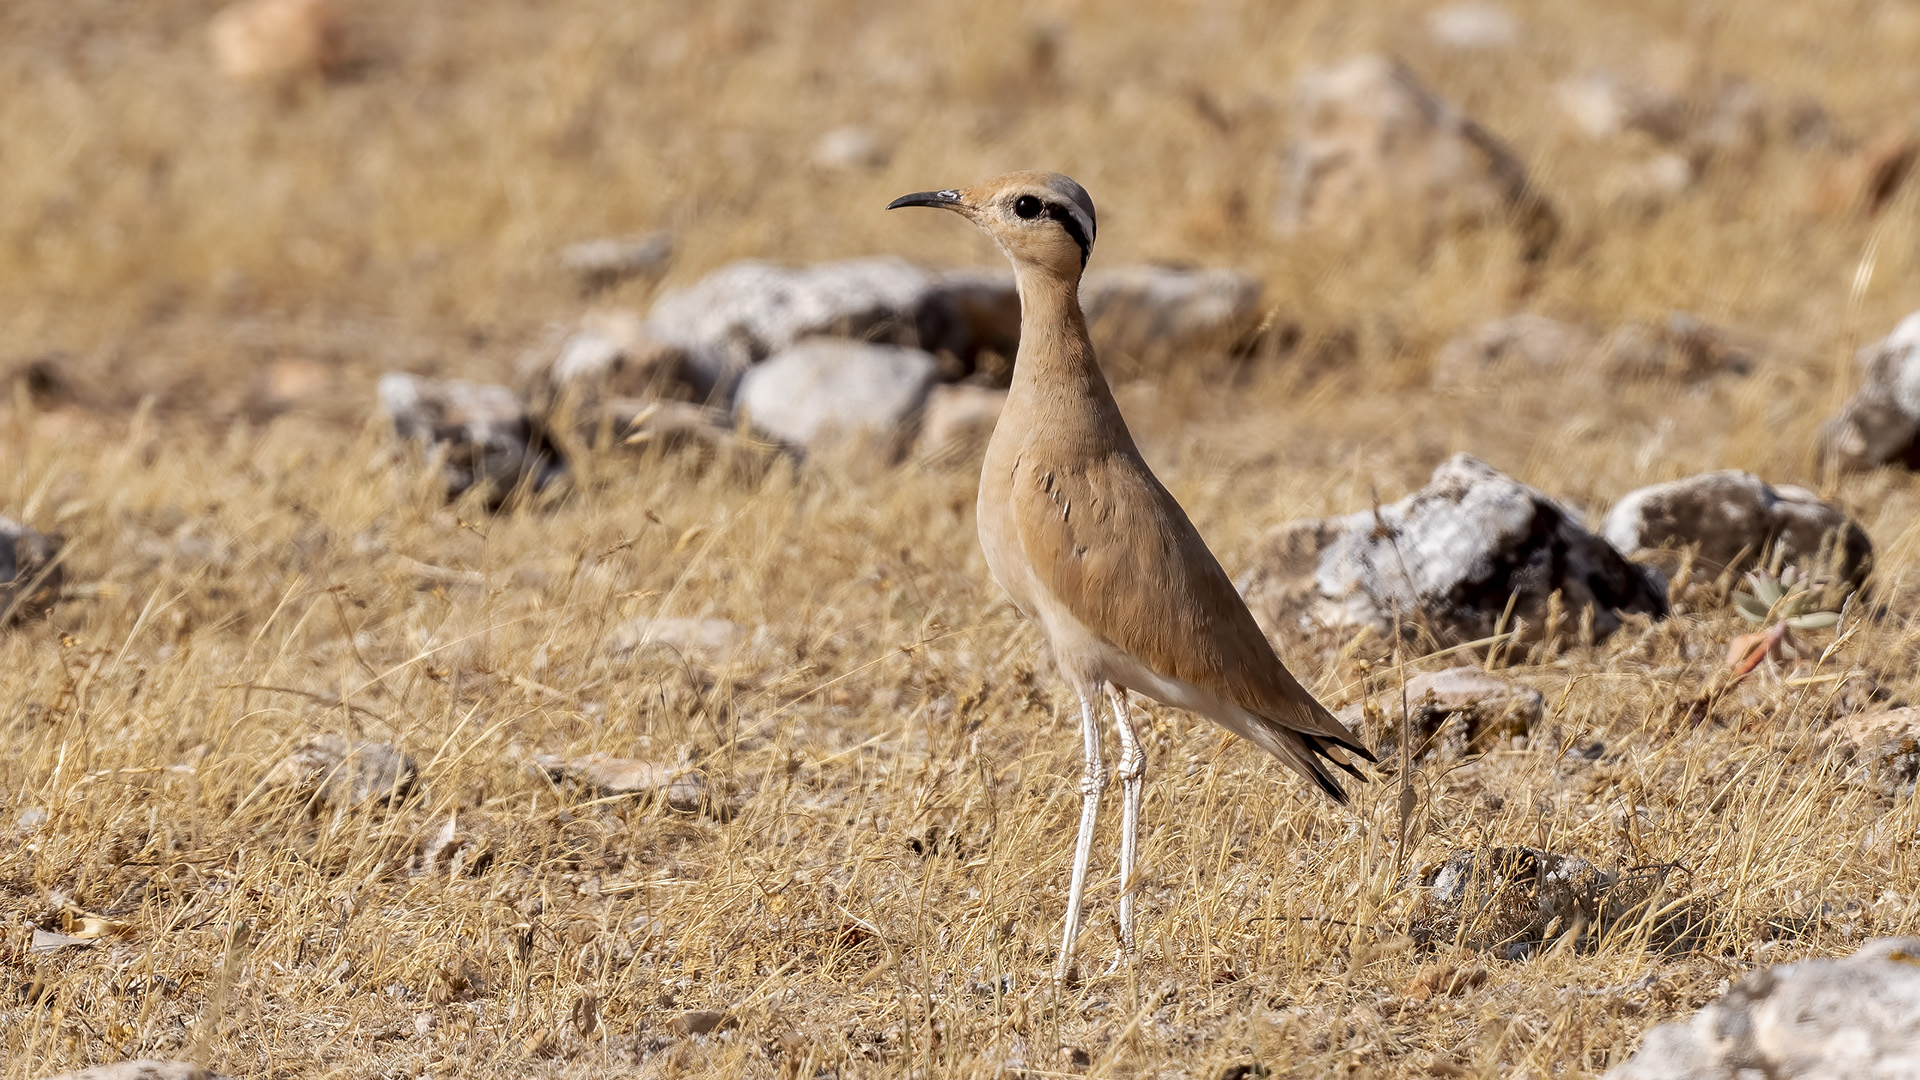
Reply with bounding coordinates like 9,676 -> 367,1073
6,0 -> 1920,1076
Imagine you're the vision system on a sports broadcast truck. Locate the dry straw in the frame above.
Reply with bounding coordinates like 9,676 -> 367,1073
5,0 -> 1920,1076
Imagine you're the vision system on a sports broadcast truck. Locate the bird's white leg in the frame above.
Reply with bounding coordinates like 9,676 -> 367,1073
1107,685 -> 1144,969
1058,689 -> 1106,981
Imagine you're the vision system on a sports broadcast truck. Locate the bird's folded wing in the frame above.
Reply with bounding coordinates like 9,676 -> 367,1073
1010,451 -> 1367,753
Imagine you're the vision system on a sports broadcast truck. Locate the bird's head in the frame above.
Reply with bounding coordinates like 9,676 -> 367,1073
887,171 -> 1097,280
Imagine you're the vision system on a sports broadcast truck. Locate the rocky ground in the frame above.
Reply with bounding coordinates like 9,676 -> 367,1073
7,0 -> 1920,1077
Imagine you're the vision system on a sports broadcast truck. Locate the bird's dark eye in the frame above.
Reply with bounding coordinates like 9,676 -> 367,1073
1013,195 -> 1043,220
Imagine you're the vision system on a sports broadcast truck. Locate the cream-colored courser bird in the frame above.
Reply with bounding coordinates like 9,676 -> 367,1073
888,172 -> 1375,978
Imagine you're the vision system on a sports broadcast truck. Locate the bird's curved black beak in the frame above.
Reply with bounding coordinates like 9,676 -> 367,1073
887,188 -> 964,211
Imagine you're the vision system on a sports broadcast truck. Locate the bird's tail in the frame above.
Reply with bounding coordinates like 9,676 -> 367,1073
1229,702 -> 1376,805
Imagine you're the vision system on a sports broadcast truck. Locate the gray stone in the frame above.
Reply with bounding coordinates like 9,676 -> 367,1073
1280,55 -> 1558,263
1,516 -> 63,624
35,1062 -> 231,1080
1602,471 -> 1871,585
1080,265 -> 1263,363
1432,315 -> 1596,387
559,232 -> 672,294
915,384 -> 1008,467
1357,666 -> 1544,758
1557,63 -> 1836,159
1238,454 -> 1667,646
1408,847 -> 1698,954
913,269 -> 1022,379
1821,708 -> 1920,798
645,259 -> 1026,396
535,311 -> 702,436
534,753 -> 710,813
607,616 -> 765,662
1434,312 -> 1749,387
735,341 -> 938,455
1821,311 -> 1920,471
1604,938 -> 1920,1080
644,258 -> 941,401
1599,313 -> 1753,381
378,373 -> 565,502
262,734 -> 417,809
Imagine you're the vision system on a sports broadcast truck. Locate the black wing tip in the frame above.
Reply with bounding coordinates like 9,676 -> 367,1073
1295,734 -> 1347,803
1309,762 -> 1350,804
1316,724 -> 1379,764
1299,732 -> 1377,804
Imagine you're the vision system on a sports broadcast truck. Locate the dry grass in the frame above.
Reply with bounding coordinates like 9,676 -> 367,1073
7,0 -> 1920,1076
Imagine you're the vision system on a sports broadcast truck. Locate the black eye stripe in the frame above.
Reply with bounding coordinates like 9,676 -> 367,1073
1043,202 -> 1093,268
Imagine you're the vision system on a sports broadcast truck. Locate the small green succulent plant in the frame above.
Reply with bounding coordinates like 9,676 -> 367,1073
1732,565 -> 1840,631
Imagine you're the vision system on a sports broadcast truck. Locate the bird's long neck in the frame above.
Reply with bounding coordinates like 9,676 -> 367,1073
1009,265 -> 1133,448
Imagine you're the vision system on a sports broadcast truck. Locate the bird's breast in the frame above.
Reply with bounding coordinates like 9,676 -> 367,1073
976,434 -> 1036,617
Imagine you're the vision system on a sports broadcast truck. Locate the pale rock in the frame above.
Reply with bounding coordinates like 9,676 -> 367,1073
545,310 -> 694,406
915,385 -> 1008,466
559,233 -> 672,294
1080,265 -> 1263,362
1558,66 -> 1835,160
607,616 -> 765,661
1604,938 -> 1920,1080
734,341 -> 938,455
1432,314 -> 1596,387
1426,3 -> 1519,50
1355,666 -> 1544,758
534,753 -> 710,813
1435,312 -> 1750,386
378,373 -> 565,501
811,126 -> 891,171
1408,847 -> 1697,955
1280,55 -> 1559,262
1598,313 -> 1753,381
1821,311 -> 1920,471
262,734 -> 418,808
1821,708 -> 1920,798
642,259 -> 1023,392
914,269 -> 1022,378
1237,454 -> 1666,645
33,1061 -> 232,1080
209,0 -> 343,83
1,516 -> 64,624
1602,471 -> 1871,584
644,258 -> 939,401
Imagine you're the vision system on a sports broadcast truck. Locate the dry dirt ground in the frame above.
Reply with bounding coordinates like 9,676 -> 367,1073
6,1 -> 1920,1077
